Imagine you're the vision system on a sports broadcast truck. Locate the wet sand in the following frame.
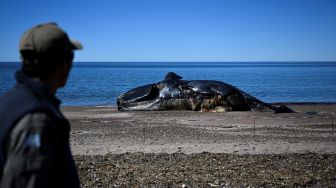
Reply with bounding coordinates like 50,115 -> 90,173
63,104 -> 336,187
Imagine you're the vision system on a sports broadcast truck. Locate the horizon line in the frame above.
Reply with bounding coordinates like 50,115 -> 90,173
1,60 -> 336,63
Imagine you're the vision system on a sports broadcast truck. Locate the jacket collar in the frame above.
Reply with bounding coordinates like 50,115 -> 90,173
15,71 -> 61,107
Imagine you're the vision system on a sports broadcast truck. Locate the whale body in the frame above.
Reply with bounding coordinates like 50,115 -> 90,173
117,72 -> 293,113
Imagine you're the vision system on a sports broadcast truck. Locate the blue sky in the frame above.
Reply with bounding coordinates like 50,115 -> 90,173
0,0 -> 335,62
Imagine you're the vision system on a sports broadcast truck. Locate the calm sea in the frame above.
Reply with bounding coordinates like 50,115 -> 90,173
1,62 -> 336,106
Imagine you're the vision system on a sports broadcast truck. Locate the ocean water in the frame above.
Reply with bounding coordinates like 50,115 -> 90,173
1,62 -> 336,106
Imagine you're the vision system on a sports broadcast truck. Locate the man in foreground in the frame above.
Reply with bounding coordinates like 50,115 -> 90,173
0,23 -> 83,188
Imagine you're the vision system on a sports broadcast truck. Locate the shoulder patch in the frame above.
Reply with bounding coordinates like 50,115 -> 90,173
24,133 -> 41,149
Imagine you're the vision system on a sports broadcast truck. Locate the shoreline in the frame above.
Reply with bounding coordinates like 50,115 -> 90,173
61,101 -> 336,108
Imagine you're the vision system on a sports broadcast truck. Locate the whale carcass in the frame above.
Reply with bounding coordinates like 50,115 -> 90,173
117,72 -> 293,113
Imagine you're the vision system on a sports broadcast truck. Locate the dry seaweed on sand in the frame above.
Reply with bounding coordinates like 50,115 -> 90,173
75,152 -> 336,187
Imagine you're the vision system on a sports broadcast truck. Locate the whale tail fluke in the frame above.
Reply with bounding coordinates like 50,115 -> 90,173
274,105 -> 295,113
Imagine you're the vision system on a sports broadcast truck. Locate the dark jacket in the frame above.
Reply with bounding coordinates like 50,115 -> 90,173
0,71 -> 80,188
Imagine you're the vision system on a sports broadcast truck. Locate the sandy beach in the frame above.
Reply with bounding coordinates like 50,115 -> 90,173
64,104 -> 336,187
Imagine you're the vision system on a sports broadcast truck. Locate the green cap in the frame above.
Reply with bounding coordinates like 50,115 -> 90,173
19,22 -> 83,55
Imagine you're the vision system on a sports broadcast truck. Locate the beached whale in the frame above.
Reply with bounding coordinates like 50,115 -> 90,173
117,72 -> 293,113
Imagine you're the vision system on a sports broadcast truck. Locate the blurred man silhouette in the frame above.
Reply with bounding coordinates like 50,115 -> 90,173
0,23 -> 83,188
